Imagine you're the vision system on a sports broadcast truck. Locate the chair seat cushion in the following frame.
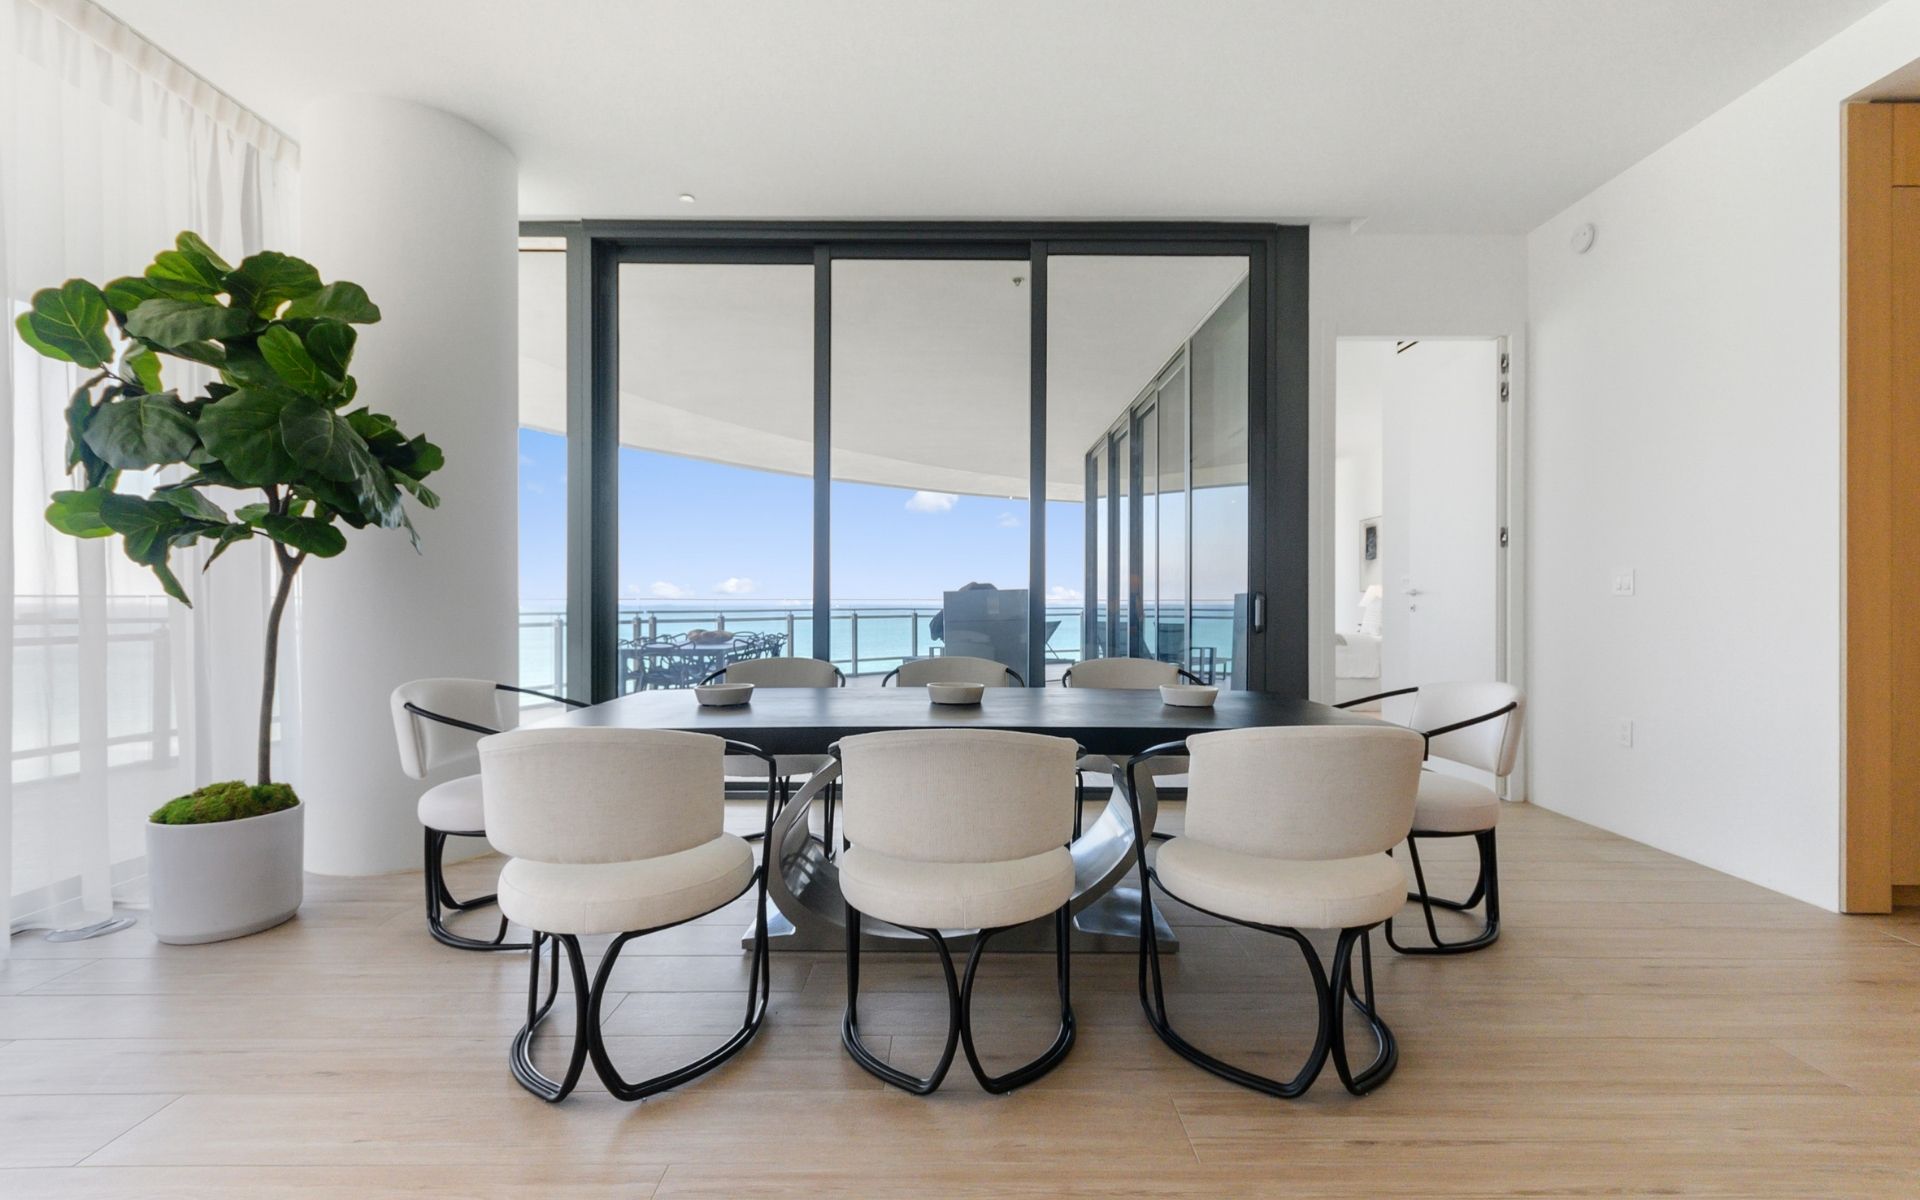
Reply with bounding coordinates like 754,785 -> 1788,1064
1414,770 -> 1500,834
417,774 -> 486,834
1153,837 -> 1405,930
497,834 -> 754,936
839,845 -> 1072,931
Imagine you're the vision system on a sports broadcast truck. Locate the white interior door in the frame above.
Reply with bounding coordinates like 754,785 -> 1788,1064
1381,339 -> 1500,688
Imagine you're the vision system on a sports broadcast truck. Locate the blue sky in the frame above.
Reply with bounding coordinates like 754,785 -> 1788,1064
518,430 -> 1088,605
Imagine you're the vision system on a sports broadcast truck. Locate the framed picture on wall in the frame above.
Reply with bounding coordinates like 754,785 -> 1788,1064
1360,517 -> 1382,589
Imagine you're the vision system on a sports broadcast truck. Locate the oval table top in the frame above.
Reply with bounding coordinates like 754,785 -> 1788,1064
543,686 -> 1375,758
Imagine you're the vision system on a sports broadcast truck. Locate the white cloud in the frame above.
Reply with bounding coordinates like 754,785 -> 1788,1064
1045,585 -> 1083,603
905,490 -> 958,513
997,512 -> 1020,528
714,577 -> 757,595
649,581 -> 693,599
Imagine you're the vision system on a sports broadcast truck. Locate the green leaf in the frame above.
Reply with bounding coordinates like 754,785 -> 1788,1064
259,514 -> 347,558
346,409 -> 403,452
18,280 -> 114,367
198,389 -> 299,484
400,436 -> 444,477
99,492 -> 184,565
279,396 -> 361,479
225,251 -> 323,316
103,275 -> 165,314
124,297 -> 253,349
257,325 -> 335,397
148,558 -> 190,606
302,321 -> 357,382
398,476 -> 441,509
175,231 -> 233,276
65,383 -> 101,474
83,392 -> 197,469
202,523 -> 253,570
161,339 -> 227,367
125,348 -> 164,393
294,478 -> 372,527
344,436 -> 403,527
45,489 -> 112,538
282,281 -> 381,324
153,485 -> 228,524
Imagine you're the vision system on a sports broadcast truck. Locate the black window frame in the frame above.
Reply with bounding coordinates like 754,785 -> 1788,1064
518,220 -> 1307,701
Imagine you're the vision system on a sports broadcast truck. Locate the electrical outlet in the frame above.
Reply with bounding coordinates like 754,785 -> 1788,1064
1616,719 -> 1634,748
1611,568 -> 1636,596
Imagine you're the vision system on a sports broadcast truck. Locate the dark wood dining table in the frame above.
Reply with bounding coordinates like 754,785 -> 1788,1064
544,688 -> 1377,952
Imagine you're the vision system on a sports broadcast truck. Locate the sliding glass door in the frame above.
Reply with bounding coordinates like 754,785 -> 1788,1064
558,224 -> 1303,700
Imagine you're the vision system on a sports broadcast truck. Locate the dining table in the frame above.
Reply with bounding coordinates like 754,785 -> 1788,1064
543,687 -> 1378,952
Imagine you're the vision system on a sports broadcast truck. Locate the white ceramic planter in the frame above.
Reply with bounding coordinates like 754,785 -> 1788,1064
146,802 -> 304,945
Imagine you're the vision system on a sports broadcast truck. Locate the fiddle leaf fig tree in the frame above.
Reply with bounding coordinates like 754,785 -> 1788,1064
17,232 -> 444,790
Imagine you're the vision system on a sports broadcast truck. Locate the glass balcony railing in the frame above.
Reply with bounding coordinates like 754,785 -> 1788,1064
517,603 -> 1239,698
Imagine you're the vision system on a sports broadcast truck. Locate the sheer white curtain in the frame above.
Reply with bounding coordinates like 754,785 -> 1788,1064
2,0 -> 299,955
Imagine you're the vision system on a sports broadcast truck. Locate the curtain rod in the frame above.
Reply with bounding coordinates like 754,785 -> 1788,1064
26,0 -> 300,166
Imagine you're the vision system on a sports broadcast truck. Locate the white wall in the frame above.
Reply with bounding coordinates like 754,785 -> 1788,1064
1525,0 -> 1920,911
297,97 -> 519,875
1308,227 -> 1529,719
1333,340 -> 1386,635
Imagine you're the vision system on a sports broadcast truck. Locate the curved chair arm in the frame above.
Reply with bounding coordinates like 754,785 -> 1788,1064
495,683 -> 587,709
878,667 -> 900,687
1333,685 -> 1420,710
723,739 -> 782,839
699,665 -> 727,686
882,664 -> 1026,687
1120,740 -> 1191,849
402,702 -> 501,738
1173,667 -> 1206,686
1062,666 -> 1201,688
1418,701 -> 1520,760
1005,665 -> 1028,687
1059,667 -> 1074,687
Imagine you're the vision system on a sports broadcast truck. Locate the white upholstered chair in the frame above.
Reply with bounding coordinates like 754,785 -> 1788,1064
1338,682 -> 1522,954
1060,656 -> 1202,690
1060,656 -> 1203,838
835,729 -> 1079,1094
389,679 -> 585,951
701,656 -> 845,847
1125,724 -> 1424,1097
880,655 -> 1025,687
478,726 -> 776,1103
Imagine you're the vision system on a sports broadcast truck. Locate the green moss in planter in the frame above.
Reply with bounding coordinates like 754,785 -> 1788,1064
151,781 -> 300,826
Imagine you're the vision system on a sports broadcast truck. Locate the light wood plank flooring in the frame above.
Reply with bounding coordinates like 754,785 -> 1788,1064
2,801 -> 1917,1198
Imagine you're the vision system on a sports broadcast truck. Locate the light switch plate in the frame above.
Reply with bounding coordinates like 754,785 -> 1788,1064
1611,568 -> 1635,596
1616,719 -> 1634,748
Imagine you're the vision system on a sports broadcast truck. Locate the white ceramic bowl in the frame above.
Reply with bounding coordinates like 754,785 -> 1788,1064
1159,683 -> 1218,708
927,682 -> 986,705
694,682 -> 754,707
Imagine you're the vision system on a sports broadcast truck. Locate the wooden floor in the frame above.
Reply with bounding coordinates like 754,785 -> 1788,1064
2,801 -> 1917,1198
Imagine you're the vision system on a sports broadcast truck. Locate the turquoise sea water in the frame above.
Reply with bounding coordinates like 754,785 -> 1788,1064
516,600 -> 1240,693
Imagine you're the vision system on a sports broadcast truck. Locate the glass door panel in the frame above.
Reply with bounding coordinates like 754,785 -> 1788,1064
829,258 -> 1030,682
614,262 -> 815,691
1047,256 -> 1249,684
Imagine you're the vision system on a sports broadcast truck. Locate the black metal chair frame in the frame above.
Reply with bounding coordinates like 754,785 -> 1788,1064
510,743 -> 778,1103
401,684 -> 587,953
1336,687 -> 1517,956
703,660 -> 848,854
1120,743 -> 1398,1098
877,662 -> 1026,687
833,747 -> 1077,1095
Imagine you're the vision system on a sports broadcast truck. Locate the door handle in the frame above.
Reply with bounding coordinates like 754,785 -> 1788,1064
1250,592 -> 1266,633
1403,587 -> 1424,597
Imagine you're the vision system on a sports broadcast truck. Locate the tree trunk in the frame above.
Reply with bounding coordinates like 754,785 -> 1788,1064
257,555 -> 301,787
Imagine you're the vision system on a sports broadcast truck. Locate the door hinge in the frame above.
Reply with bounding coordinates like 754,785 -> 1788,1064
1498,526 -> 1510,548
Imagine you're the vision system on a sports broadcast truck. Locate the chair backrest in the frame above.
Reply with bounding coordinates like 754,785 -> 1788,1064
1181,725 -> 1425,860
390,678 -> 512,779
716,657 -> 843,688
1063,657 -> 1179,689
892,656 -> 1020,688
478,727 -> 725,865
1409,682 -> 1525,778
837,729 -> 1076,864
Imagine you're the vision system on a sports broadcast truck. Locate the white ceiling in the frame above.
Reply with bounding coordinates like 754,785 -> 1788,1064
98,0 -> 1886,233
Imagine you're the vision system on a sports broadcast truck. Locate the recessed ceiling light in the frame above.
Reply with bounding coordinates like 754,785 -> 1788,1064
678,193 -> 696,204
